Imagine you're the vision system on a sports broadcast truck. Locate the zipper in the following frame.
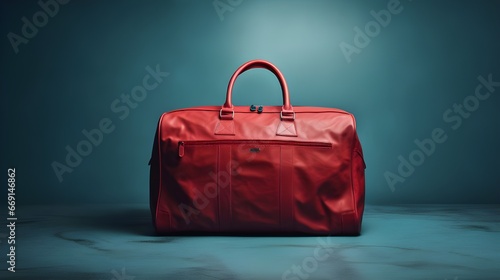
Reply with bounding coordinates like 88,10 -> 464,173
178,140 -> 331,157
178,142 -> 185,157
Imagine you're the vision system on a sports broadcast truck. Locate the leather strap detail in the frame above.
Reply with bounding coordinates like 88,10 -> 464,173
224,60 -> 292,110
215,120 -> 235,135
218,145 -> 232,231
280,146 -> 294,231
276,120 -> 297,137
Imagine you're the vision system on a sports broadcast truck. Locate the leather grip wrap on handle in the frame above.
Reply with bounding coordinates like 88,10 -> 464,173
223,60 -> 292,111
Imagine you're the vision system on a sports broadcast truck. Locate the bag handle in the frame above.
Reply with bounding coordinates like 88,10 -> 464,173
220,60 -> 294,120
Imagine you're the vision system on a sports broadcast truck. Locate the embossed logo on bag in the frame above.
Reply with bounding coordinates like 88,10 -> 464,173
249,147 -> 261,153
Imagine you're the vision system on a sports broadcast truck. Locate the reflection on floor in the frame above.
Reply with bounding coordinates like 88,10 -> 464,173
0,204 -> 499,280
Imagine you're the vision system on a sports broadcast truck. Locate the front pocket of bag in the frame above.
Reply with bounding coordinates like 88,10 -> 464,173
171,143 -> 219,231
230,143 -> 281,229
177,140 -> 332,232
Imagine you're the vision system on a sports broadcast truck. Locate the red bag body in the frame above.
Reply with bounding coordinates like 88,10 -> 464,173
150,60 -> 366,235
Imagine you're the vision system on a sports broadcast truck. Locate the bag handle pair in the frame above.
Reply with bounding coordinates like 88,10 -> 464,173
220,60 -> 294,120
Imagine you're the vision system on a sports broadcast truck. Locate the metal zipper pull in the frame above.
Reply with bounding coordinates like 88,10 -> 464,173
178,141 -> 185,158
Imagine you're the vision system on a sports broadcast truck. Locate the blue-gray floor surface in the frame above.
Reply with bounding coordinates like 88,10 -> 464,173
0,204 -> 499,280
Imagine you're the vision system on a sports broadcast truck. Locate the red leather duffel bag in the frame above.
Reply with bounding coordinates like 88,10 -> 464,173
149,59 -> 366,235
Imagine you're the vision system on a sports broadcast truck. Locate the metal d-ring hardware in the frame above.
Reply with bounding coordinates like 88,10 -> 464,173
280,111 -> 296,120
219,109 -> 234,119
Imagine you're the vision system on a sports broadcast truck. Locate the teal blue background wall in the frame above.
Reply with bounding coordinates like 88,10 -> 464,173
1,0 -> 499,205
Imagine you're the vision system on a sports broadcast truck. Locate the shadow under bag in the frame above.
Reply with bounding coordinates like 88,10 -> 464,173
149,60 -> 366,235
